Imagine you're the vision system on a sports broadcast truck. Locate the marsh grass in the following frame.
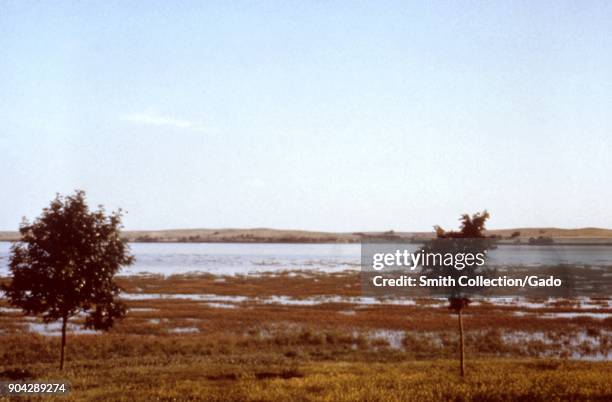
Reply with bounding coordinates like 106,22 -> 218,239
1,358 -> 610,401
1,273 -> 611,400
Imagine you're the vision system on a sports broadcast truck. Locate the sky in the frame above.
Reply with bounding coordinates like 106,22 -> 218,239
1,1 -> 611,232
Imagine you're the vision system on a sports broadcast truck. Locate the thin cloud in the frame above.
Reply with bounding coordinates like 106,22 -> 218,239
121,113 -> 207,132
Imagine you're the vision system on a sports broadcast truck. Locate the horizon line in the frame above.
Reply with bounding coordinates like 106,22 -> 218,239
2,225 -> 612,234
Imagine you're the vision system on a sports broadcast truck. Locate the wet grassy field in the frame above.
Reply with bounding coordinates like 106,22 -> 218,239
1,272 -> 611,401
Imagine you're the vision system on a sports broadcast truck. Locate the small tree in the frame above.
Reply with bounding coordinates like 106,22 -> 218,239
429,211 -> 491,377
2,190 -> 133,370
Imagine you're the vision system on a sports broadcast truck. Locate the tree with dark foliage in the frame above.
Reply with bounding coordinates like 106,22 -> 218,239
428,210 -> 491,377
2,190 -> 133,370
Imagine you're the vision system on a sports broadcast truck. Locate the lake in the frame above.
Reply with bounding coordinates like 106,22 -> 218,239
1,242 -> 612,276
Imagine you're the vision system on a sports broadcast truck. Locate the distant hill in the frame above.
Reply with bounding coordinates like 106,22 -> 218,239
2,227 -> 612,243
122,228 -> 359,243
0,228 -> 358,243
0,231 -> 19,242
484,227 -> 612,238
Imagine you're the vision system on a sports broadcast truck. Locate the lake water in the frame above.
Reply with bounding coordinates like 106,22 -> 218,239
1,242 -> 612,276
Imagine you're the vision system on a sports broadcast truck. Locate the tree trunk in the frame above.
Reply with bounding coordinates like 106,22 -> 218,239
458,308 -> 465,377
60,315 -> 67,370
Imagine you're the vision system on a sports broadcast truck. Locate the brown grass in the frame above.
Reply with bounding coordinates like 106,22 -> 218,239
1,272 -> 611,400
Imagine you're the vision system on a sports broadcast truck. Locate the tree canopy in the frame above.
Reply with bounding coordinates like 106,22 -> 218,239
434,210 -> 490,239
2,190 -> 134,368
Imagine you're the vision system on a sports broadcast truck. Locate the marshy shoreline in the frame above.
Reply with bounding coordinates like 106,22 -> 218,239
1,271 -> 611,400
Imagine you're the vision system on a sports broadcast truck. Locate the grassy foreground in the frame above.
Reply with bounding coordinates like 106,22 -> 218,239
1,358 -> 611,401
1,272 -> 611,400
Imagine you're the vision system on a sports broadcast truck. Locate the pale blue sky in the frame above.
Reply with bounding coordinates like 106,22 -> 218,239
1,1 -> 611,232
